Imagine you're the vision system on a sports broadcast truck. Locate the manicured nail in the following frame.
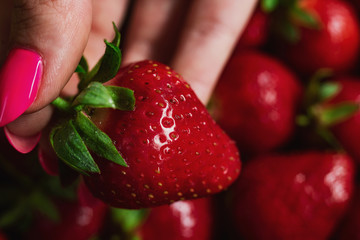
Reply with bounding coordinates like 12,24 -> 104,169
4,127 -> 41,154
0,48 -> 43,127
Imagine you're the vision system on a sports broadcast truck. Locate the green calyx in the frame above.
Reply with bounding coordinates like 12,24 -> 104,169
50,22 -> 135,175
296,69 -> 359,150
262,0 -> 321,43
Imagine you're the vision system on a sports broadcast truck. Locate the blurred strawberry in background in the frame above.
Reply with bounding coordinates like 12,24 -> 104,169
212,50 -> 302,156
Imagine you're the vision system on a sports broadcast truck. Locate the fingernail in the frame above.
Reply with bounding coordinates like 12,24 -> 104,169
4,127 -> 41,154
0,48 -> 43,127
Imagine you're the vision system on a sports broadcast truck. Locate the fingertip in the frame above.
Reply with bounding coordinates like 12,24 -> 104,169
0,48 -> 43,127
4,127 -> 41,154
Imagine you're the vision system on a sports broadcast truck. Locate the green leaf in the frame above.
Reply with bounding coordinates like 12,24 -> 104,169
318,102 -> 359,126
105,85 -> 135,111
73,112 -> 128,167
111,208 -> 148,233
0,201 -> 27,228
29,192 -> 59,222
296,114 -> 310,127
76,56 -> 89,82
111,22 -> 121,47
92,40 -> 122,83
73,82 -> 135,111
277,20 -> 300,43
319,82 -> 341,102
315,126 -> 343,150
78,56 -> 89,72
79,40 -> 122,90
75,65 -> 86,74
303,68 -> 333,106
50,120 -> 100,175
261,0 -> 279,12
291,7 -> 320,29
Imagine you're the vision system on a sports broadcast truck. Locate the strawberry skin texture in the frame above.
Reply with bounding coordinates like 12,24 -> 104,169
231,152 -> 355,240
282,0 -> 360,75
138,198 -> 213,240
84,60 -> 241,209
334,186 -> 360,240
213,51 -> 301,155
326,78 -> 360,164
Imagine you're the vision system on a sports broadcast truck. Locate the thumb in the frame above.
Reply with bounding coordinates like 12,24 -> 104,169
0,0 -> 92,127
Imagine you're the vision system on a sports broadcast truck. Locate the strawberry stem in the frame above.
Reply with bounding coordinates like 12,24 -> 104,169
52,97 -> 72,112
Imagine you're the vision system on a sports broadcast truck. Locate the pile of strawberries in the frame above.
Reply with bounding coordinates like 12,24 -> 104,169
212,0 -> 360,239
1,0 -> 360,239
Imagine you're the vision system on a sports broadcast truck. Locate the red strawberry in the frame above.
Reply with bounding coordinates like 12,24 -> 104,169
0,232 -> 6,240
26,182 -> 107,240
235,7 -> 269,50
333,185 -> 360,240
138,198 -> 213,240
83,60 -> 241,208
280,0 -> 360,75
231,152 -> 354,240
322,77 -> 360,164
212,50 -> 301,155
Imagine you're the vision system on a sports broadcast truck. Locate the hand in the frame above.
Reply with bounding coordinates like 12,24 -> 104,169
0,0 -> 257,153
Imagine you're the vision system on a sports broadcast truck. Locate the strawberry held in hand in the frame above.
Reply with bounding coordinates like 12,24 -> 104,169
84,60 -> 240,208
231,152 -> 355,240
49,24 -> 240,209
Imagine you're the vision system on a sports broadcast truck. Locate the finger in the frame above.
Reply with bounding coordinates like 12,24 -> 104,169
62,0 -> 129,98
4,105 -> 53,153
0,0 -> 92,128
171,0 -> 257,104
122,0 -> 190,65
84,0 -> 129,68
0,1 -> 12,63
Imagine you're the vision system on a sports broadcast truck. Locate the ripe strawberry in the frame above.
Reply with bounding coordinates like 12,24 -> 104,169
212,50 -> 301,155
231,152 -> 355,240
138,198 -> 213,240
279,0 -> 360,75
26,182 -> 107,240
82,60 -> 241,208
321,77 -> 360,164
235,8 -> 269,50
333,185 -> 360,240
0,232 -> 6,240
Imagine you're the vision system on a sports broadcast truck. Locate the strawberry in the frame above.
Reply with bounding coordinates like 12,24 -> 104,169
333,185 -> 360,240
82,60 -> 241,208
48,25 -> 241,209
101,198 -> 213,240
212,50 -> 302,155
235,7 -> 269,50
26,182 -> 107,240
137,198 -> 213,240
277,0 -> 360,75
0,232 -> 6,240
230,151 -> 355,240
322,77 -> 360,164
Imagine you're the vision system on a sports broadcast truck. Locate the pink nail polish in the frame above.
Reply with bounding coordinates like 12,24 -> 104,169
4,127 -> 41,154
0,48 -> 43,127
